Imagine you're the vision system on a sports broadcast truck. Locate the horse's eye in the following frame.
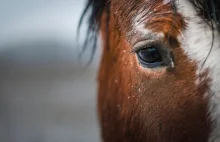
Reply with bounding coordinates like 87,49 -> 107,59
136,47 -> 163,68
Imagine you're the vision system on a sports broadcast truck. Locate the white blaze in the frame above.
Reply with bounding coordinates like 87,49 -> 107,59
176,1 -> 220,141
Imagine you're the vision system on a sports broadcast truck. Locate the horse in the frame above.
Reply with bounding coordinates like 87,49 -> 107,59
80,0 -> 220,141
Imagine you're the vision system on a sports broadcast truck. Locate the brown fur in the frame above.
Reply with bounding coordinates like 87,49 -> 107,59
97,1 -> 211,141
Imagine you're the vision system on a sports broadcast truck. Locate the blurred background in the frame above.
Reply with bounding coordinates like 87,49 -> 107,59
0,0 -> 100,142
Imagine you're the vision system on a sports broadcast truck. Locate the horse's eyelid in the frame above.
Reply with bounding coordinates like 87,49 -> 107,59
132,45 -> 150,53
132,44 -> 158,53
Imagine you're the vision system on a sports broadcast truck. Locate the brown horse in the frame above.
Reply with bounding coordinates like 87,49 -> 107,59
80,0 -> 220,141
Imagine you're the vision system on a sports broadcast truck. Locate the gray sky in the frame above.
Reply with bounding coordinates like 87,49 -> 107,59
0,0 -> 97,67
0,0 -> 86,43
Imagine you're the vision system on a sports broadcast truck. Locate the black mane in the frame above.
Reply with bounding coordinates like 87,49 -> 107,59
79,0 -> 220,61
78,0 -> 110,63
191,0 -> 220,29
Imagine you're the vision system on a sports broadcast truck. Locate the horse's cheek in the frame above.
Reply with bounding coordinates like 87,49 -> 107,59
98,37 -> 210,141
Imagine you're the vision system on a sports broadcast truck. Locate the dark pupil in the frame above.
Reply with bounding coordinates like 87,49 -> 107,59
138,47 -> 162,63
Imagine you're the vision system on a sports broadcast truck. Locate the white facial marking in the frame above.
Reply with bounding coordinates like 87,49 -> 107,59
128,7 -> 165,47
176,1 -> 220,141
163,0 -> 171,5
128,7 -> 155,37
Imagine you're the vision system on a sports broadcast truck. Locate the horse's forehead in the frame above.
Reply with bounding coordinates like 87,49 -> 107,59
112,0 -> 171,4
112,0 -> 173,14
112,0 -> 183,48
